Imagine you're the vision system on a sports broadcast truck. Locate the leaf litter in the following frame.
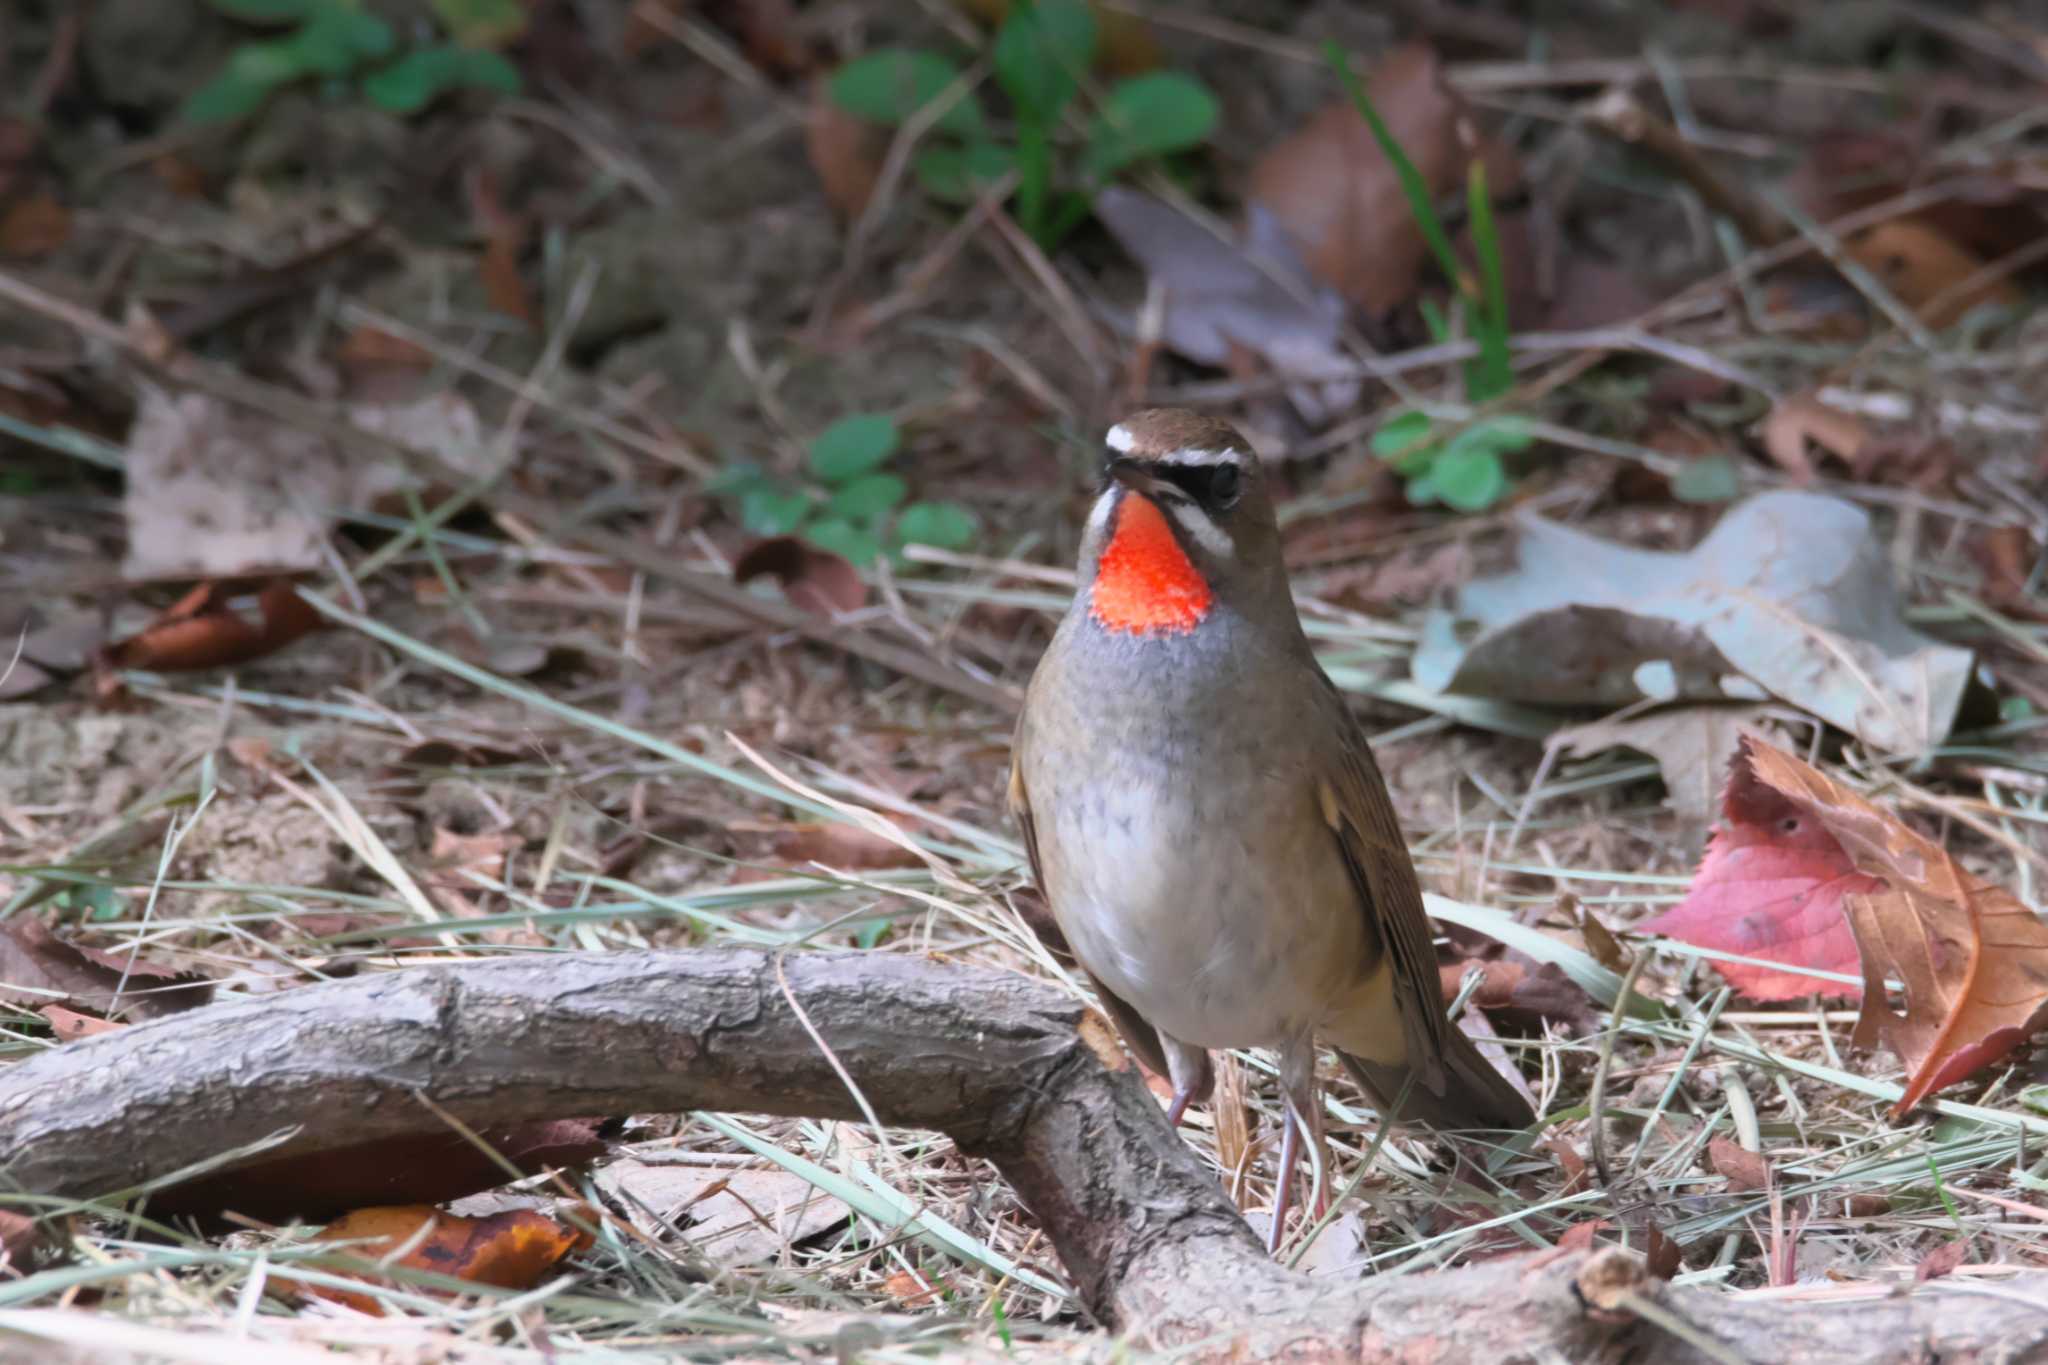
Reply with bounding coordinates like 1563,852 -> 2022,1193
1653,736 -> 2048,1117
1413,491 -> 1975,753
8,0 -> 2048,1352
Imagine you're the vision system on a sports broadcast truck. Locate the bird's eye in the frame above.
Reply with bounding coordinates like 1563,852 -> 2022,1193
1209,463 -> 1242,507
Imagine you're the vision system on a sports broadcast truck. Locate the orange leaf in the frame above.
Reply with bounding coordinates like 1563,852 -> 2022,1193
1842,219 -> 2020,328
1740,737 -> 2048,1117
303,1204 -> 592,1315
101,579 -> 323,674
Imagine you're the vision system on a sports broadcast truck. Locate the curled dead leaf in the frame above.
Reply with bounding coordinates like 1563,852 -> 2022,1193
101,580 -> 324,676
733,535 -> 867,616
297,1203 -> 593,1315
1843,219 -> 2020,327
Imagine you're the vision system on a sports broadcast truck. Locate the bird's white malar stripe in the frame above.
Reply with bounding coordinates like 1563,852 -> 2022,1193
1165,499 -> 1232,557
1084,485 -> 1119,541
1104,423 -> 1136,453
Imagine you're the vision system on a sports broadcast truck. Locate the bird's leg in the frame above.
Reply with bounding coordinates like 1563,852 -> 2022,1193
1162,1040 -> 1214,1129
1268,1039 -> 1329,1252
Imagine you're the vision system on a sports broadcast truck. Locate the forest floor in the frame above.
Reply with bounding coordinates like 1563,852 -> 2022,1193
2,1 -> 2047,1359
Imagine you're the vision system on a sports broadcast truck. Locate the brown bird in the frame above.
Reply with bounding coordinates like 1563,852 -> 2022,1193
1008,409 -> 1534,1249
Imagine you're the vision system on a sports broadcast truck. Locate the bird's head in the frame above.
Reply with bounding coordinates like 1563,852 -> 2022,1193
1078,409 -> 1287,638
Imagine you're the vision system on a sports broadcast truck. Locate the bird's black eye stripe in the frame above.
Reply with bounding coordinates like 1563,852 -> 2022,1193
1158,462 -> 1242,509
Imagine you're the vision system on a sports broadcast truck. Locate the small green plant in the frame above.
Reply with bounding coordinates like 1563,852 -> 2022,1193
184,0 -> 523,124
715,414 -> 978,566
1327,41 -> 1533,513
828,0 -> 1217,248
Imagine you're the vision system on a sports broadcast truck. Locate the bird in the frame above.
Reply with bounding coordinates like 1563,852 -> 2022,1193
1007,409 -> 1534,1250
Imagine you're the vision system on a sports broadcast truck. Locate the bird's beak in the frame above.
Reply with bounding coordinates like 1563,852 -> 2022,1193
1106,457 -> 1166,498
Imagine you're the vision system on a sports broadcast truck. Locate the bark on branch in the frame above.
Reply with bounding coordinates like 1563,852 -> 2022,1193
2,949 -> 2044,1361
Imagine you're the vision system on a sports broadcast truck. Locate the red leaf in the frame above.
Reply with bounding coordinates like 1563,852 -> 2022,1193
1644,755 -> 1875,1001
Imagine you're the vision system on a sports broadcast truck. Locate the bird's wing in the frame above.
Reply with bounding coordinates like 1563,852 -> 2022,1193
1315,679 -> 1450,1096
1007,734 -> 1173,1080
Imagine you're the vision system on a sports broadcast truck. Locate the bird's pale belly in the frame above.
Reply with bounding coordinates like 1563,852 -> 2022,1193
1040,764 -> 1366,1050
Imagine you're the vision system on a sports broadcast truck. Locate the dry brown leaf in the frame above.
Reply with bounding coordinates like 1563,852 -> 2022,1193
1248,44 -> 1469,314
1974,525 -> 2047,622
1917,1238 -> 1971,1282
100,579 -> 324,676
1543,1138 -> 1589,1196
1553,704 -> 1766,839
480,226 -> 535,327
156,1119 -> 609,1223
1644,1223 -> 1684,1280
804,81 -> 885,222
0,917 -> 212,1021
1554,1219 -> 1612,1253
733,535 -> 867,616
0,193 -> 70,258
1759,391 -> 1871,481
0,1208 -> 67,1277
1842,219 -> 2021,327
768,821 -> 922,871
337,323 -> 432,375
425,828 -> 520,919
38,1005 -> 123,1041
1708,1137 -> 1770,1192
1742,737 -> 2048,1117
297,1204 -> 592,1315
882,1268 -> 951,1307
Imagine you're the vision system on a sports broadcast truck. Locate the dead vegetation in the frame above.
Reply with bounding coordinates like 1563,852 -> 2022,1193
2,1 -> 2047,1359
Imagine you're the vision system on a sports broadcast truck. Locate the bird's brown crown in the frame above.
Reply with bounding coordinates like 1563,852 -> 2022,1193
1105,409 -> 1254,466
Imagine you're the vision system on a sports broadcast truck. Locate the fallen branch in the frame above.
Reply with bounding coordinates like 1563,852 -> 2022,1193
1,949 -> 2044,1360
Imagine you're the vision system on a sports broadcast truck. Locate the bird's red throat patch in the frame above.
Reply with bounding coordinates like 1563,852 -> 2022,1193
1089,492 -> 1213,636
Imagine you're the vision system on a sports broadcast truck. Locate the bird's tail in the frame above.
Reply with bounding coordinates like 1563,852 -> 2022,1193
1338,1025 -> 1534,1131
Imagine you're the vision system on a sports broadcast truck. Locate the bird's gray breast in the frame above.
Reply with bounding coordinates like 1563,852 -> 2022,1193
1022,613 -> 1364,1050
